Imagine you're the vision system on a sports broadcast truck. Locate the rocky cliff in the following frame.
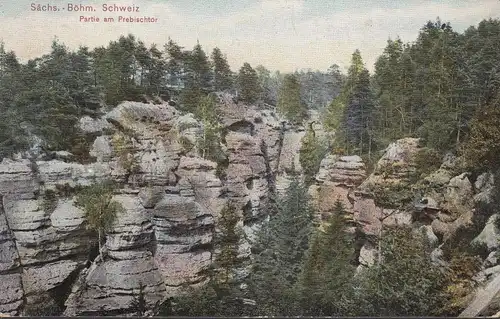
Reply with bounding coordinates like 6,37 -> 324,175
0,97 -> 498,316
0,95 -> 319,316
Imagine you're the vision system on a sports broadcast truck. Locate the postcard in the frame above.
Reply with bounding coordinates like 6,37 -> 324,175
0,0 -> 499,317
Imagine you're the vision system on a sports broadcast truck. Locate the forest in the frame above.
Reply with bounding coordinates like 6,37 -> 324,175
1,17 -> 500,316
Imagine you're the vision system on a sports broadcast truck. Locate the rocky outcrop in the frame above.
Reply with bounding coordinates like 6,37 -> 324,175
309,155 -> 366,221
0,97 -> 295,316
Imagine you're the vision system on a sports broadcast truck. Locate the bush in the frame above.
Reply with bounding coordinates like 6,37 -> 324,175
413,147 -> 442,177
75,181 -> 124,257
371,182 -> 415,209
438,253 -> 482,316
350,226 -> 447,316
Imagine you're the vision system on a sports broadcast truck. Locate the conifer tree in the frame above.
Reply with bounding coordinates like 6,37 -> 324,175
147,44 -> 167,96
211,47 -> 233,91
299,124 -> 325,185
296,200 -> 356,316
325,50 -> 365,132
187,42 -> 212,91
341,68 -> 376,155
248,176 -> 314,316
277,74 -> 307,123
237,62 -> 261,104
165,38 -> 187,88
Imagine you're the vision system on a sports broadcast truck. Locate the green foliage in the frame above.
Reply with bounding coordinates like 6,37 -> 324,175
211,47 -> 233,91
371,182 -> 414,209
186,42 -> 213,91
325,50 -> 365,132
299,125 -> 327,185
351,226 -> 447,316
111,131 -> 140,176
178,136 -> 194,153
131,282 -> 147,316
212,203 -> 241,285
295,200 -> 357,316
343,69 -> 376,155
195,95 -> 226,164
55,183 -> 82,198
247,176 -> 314,316
370,18 -> 500,153
70,132 -> 97,164
413,147 -> 442,177
180,87 -> 204,113
277,74 -> 307,123
163,203 -> 248,317
75,181 -> 124,253
439,254 -> 482,316
237,62 -> 261,104
461,96 -> 500,171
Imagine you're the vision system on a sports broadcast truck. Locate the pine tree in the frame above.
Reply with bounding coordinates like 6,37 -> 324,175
277,74 -> 307,123
255,65 -> 272,103
237,63 -> 261,104
325,50 -> 365,132
299,124 -> 325,184
248,176 -> 314,316
187,42 -> 212,91
351,226 -> 446,316
147,44 -> 167,96
296,200 -> 356,316
165,38 -> 187,88
211,47 -> 233,91
341,68 -> 376,155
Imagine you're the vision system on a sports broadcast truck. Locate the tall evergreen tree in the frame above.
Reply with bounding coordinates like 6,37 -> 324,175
277,74 -> 307,123
341,68 -> 376,155
325,50 -> 365,132
165,38 -> 187,89
211,47 -> 233,91
146,44 -> 167,96
237,62 -> 261,104
296,200 -> 356,316
247,176 -> 314,316
299,124 -> 325,184
187,42 -> 212,91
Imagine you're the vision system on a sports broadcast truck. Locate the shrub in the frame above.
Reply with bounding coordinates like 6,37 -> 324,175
350,226 -> 447,316
371,182 -> 414,209
413,147 -> 442,177
75,181 -> 124,257
438,253 -> 482,316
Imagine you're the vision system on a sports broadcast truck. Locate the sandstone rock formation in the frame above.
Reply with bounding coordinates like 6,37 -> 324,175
0,96 -> 302,316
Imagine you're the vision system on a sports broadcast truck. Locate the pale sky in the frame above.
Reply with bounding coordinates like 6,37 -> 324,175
1,0 -> 499,73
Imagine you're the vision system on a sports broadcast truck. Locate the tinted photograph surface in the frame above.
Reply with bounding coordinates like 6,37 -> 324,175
0,0 -> 499,317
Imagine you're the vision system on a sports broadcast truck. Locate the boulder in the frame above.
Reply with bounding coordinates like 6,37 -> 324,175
473,215 -> 500,252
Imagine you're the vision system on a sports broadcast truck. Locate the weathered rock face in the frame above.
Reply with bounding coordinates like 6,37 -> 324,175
309,155 -> 366,221
0,97 -> 295,316
360,138 -> 421,190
